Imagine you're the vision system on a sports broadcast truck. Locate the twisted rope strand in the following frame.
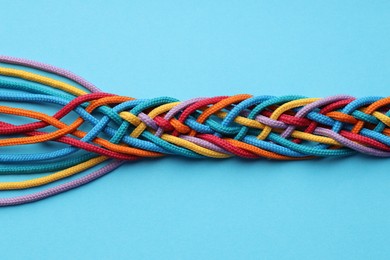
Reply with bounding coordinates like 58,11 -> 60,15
0,56 -> 390,206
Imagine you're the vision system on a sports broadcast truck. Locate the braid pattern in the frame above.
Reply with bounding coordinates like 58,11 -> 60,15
0,56 -> 389,206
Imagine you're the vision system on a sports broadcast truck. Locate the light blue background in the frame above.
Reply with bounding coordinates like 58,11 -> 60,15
1,1 -> 390,259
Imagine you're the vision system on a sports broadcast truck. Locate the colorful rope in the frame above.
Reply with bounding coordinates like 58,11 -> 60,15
0,56 -> 390,206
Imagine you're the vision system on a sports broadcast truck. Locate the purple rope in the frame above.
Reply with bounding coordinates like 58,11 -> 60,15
314,127 -> 390,157
180,135 -> 231,154
0,160 -> 124,206
281,95 -> 354,138
0,55 -> 102,93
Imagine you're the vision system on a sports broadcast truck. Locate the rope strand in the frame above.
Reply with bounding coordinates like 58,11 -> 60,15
0,56 -> 390,206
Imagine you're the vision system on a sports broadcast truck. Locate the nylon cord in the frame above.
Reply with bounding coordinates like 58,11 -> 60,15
1,55 -> 390,206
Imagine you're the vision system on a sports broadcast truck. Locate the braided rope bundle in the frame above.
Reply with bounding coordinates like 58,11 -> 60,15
0,56 -> 390,206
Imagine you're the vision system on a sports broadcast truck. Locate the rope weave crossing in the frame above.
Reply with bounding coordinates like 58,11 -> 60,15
0,56 -> 389,206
